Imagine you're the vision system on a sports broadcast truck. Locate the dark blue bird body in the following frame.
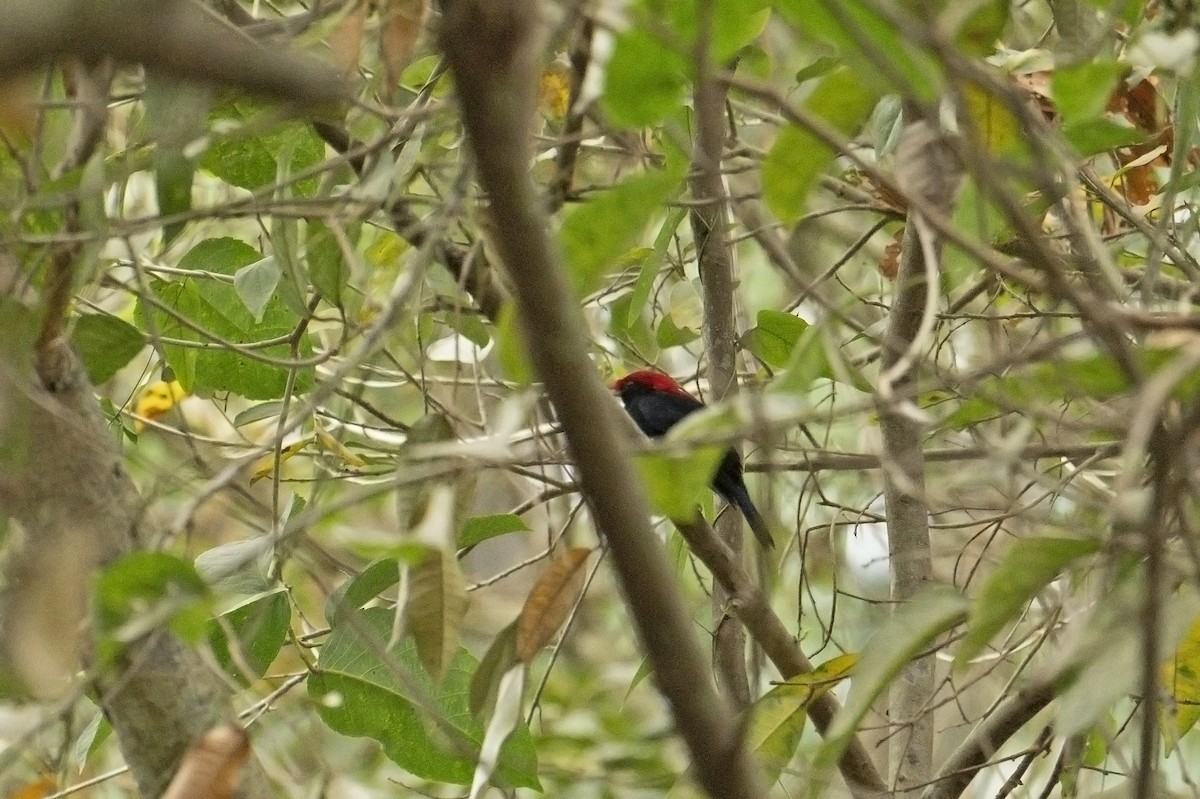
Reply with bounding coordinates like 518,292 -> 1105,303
612,370 -> 774,549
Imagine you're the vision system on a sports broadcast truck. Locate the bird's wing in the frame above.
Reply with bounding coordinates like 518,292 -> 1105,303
625,391 -> 704,438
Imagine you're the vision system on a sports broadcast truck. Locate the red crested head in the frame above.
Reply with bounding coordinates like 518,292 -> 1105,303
611,369 -> 693,399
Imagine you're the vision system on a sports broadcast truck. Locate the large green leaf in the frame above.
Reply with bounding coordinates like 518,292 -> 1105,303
138,237 -> 314,399
956,537 -> 1100,667
762,68 -> 879,222
208,590 -> 290,684
459,514 -> 530,549
560,168 -> 684,299
633,445 -> 725,522
95,552 -> 212,664
200,100 -> 325,196
1052,61 -> 1125,128
309,608 -> 540,790
745,310 -> 810,369
71,313 -> 147,385
772,0 -> 940,98
602,27 -> 689,127
748,653 -> 855,785
326,559 -> 402,624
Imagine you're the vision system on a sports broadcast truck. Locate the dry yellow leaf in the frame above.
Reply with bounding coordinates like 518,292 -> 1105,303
133,380 -> 187,431
539,61 -> 571,120
316,426 -> 366,468
250,436 -> 314,482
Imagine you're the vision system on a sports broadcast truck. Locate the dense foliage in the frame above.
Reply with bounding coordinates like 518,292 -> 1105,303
4,0 -> 1200,797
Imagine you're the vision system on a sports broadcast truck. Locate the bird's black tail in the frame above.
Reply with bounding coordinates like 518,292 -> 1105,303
725,483 -> 775,550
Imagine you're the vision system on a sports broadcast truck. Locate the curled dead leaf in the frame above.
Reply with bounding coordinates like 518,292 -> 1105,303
879,227 -> 903,279
515,547 -> 592,662
329,1 -> 368,76
379,0 -> 429,97
161,723 -> 250,799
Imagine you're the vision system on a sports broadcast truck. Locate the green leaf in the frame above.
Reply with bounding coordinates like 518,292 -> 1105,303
306,220 -> 350,306
309,608 -> 540,789
1063,119 -> 1146,156
327,559 -> 401,624
459,514 -> 530,549
200,101 -> 325,196
772,0 -> 939,98
954,0 -> 1009,56
232,401 -> 284,427
155,153 -> 194,247
762,69 -> 879,222
139,237 -> 314,399
956,537 -> 1100,667
561,168 -> 684,299
208,590 -> 290,684
602,27 -> 689,127
71,314 -> 147,384
749,653 -> 855,785
95,552 -> 212,662
1163,614 -> 1200,745
143,74 -> 209,245
608,291 -> 658,356
495,303 -> 534,385
634,445 -> 726,522
233,257 -> 282,323
795,55 -> 841,84
1052,61 -> 1124,127
470,622 -> 520,717
406,545 -> 468,682
812,586 -> 967,790
626,207 -> 686,328
656,314 -> 700,348
746,310 -> 809,369
767,321 -> 871,394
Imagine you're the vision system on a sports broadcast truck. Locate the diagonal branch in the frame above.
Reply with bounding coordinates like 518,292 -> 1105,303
437,2 -> 763,796
675,518 -> 887,797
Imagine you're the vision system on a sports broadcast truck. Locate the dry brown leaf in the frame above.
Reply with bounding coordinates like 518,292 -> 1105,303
379,0 -> 429,97
330,1 -> 369,76
160,724 -> 250,799
1013,70 -> 1057,125
515,547 -> 592,662
0,78 -> 35,140
878,227 -> 903,280
1119,162 -> 1159,206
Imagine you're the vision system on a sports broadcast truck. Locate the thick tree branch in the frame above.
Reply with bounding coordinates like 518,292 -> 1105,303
0,0 -> 343,108
438,3 -> 762,797
690,0 -> 749,708
880,117 -> 958,792
922,680 -> 1056,799
0,342 -> 269,798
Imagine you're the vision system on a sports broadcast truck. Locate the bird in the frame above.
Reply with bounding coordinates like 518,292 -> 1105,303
611,369 -> 774,549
